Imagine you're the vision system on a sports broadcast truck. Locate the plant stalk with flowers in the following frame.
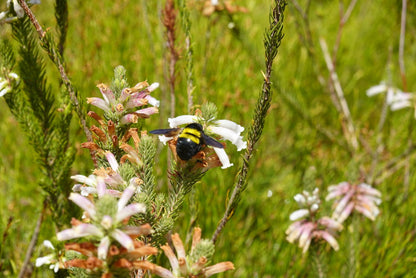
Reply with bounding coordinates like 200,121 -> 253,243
0,0 -> 290,277
325,180 -> 382,277
30,66 -> 244,277
286,188 -> 343,278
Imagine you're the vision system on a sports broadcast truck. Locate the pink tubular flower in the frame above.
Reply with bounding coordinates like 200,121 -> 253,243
286,217 -> 343,254
57,185 -> 146,258
286,188 -> 343,253
88,80 -> 159,124
71,152 -> 136,197
138,228 -> 234,277
326,182 -> 382,223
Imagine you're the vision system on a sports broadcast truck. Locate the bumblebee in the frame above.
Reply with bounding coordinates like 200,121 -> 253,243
150,123 -> 224,161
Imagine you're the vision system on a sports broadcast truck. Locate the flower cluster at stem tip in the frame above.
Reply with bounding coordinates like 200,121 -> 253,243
87,80 -> 159,125
286,181 -> 382,254
366,81 -> 414,111
34,67 -> 238,276
326,181 -> 382,223
286,188 -> 343,254
138,227 -> 234,278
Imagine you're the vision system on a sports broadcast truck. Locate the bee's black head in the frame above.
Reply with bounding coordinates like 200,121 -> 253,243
185,123 -> 203,131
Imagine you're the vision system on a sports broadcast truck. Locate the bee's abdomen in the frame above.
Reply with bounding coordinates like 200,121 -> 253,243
176,128 -> 201,160
179,127 -> 201,144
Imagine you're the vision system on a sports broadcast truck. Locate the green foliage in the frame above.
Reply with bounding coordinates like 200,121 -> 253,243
111,65 -> 129,96
4,16 -> 75,228
190,239 -> 215,264
1,0 -> 416,277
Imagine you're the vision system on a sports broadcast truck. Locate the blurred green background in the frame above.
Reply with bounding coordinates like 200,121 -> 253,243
1,0 -> 416,277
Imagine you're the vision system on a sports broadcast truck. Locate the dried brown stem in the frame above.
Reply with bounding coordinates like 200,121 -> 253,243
399,0 -> 407,91
163,0 -> 179,117
320,37 -> 358,151
18,199 -> 47,278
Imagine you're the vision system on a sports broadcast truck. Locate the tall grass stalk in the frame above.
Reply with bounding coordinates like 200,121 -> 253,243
320,37 -> 358,152
177,0 -> 194,113
162,0 -> 179,117
212,0 -> 286,243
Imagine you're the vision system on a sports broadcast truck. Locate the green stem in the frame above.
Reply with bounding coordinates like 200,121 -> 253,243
211,0 -> 286,243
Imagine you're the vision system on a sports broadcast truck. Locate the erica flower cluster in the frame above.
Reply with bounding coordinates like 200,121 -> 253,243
366,82 -> 414,111
286,181 -> 382,255
87,67 -> 159,126
139,228 -> 234,277
326,181 -> 382,223
35,67 -> 237,277
72,151 -> 141,197
54,184 -> 157,275
286,188 -> 343,254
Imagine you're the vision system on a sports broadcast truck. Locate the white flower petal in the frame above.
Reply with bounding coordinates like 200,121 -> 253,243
390,100 -> 411,111
0,80 -> 8,90
0,87 -> 11,97
71,174 -> 96,187
285,221 -> 302,237
116,203 -> 146,223
298,223 -> 315,248
13,0 -> 25,18
147,82 -> 159,92
112,229 -> 135,251
158,135 -> 174,145
79,186 -> 97,196
68,193 -> 96,219
145,95 -> 160,107
0,12 -> 7,21
207,126 -> 247,151
8,72 -> 19,80
87,97 -> 111,112
35,254 -> 55,267
57,224 -> 103,241
310,203 -> 319,212
320,231 -> 340,251
213,119 -> 244,134
96,177 -> 106,198
168,115 -> 198,128
105,152 -> 119,172
294,193 -> 306,205
101,215 -> 113,230
335,201 -> 354,223
289,209 -> 310,221
366,83 -> 387,97
357,183 -> 382,197
43,240 -> 54,250
53,263 -> 59,273
98,236 -> 110,260
213,147 -> 233,169
118,185 -> 136,212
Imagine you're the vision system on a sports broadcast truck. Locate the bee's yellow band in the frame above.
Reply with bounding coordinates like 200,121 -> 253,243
180,128 -> 201,144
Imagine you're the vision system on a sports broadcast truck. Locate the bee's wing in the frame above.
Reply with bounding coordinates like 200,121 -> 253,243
203,134 -> 224,148
149,128 -> 181,137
